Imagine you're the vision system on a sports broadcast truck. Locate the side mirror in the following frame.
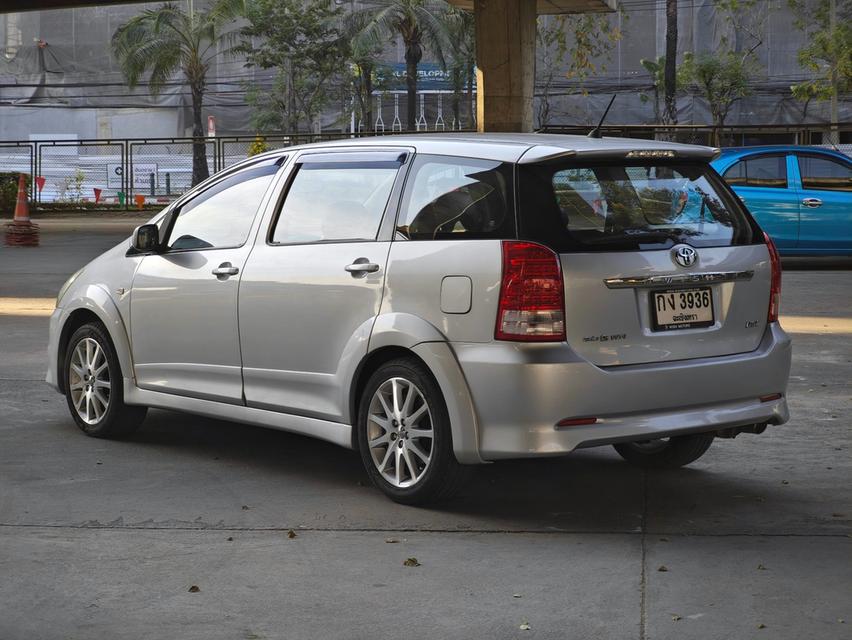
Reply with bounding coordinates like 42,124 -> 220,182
131,224 -> 161,253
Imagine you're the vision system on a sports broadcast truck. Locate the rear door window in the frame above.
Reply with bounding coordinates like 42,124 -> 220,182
797,154 -> 852,192
519,161 -> 759,252
723,154 -> 787,188
271,152 -> 403,244
396,155 -> 515,240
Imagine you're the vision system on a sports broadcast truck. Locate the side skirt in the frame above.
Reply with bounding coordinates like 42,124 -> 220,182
123,378 -> 353,449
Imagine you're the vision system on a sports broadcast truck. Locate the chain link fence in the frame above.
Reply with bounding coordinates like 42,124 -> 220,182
0,127 -> 848,212
128,139 -> 216,204
0,142 -> 36,200
37,141 -> 125,205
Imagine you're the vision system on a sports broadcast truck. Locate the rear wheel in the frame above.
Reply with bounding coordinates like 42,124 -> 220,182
64,322 -> 147,439
613,433 -> 714,469
356,358 -> 469,505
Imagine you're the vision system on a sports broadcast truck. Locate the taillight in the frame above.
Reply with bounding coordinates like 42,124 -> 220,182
765,232 -> 781,323
495,241 -> 566,342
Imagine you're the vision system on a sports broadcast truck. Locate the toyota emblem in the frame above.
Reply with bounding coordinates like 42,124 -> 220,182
672,244 -> 698,267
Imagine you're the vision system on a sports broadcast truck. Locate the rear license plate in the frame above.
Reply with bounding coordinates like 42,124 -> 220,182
651,287 -> 714,331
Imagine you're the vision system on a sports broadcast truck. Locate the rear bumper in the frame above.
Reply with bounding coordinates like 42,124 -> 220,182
453,323 -> 792,460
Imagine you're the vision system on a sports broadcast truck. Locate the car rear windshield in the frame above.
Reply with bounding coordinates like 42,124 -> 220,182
517,161 -> 759,252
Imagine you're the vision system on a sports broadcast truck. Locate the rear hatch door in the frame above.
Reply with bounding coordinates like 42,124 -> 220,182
518,158 -> 771,366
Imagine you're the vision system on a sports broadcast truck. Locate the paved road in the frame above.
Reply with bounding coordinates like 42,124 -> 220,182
1,225 -> 850,639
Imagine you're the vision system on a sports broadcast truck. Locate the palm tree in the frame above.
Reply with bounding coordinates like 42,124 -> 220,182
445,6 -> 474,129
354,0 -> 449,130
112,0 -> 245,186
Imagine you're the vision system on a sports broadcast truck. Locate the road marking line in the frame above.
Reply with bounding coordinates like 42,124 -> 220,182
780,316 -> 852,335
0,298 -> 56,317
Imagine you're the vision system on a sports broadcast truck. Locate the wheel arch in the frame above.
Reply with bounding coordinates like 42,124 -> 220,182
349,314 -> 484,464
56,286 -> 133,393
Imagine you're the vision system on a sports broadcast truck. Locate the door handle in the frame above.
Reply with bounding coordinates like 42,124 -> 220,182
801,198 -> 822,208
345,258 -> 380,276
212,262 -> 239,278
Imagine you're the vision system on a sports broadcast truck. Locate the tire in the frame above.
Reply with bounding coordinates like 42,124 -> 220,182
356,357 -> 470,505
613,433 -> 715,469
63,322 -> 147,439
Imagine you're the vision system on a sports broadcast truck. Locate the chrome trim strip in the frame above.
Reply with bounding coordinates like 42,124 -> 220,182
603,270 -> 754,289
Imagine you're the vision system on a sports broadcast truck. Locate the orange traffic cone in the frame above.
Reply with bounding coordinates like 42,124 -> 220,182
5,173 -> 39,247
13,174 -> 30,222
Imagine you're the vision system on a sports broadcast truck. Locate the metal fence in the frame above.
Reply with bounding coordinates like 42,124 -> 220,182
0,132 -> 419,208
1,126 -> 849,209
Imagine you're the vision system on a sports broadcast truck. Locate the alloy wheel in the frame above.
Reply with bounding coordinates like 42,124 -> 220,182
366,377 -> 434,488
68,337 -> 111,425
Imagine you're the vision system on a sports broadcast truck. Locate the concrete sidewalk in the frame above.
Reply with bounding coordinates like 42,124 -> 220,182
0,227 -> 849,639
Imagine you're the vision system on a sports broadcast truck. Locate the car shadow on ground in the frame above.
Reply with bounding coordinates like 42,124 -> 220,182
123,408 -> 777,533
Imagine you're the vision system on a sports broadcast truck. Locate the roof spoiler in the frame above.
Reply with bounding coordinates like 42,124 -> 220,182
518,146 -> 721,165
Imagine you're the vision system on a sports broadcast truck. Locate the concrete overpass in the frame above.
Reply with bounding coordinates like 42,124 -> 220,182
3,0 -> 617,132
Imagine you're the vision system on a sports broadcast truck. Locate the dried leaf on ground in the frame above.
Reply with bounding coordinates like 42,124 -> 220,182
757,623 -> 767,629
519,622 -> 531,631
403,557 -> 421,567
287,529 -> 297,539
671,615 -> 682,621
188,585 -> 200,593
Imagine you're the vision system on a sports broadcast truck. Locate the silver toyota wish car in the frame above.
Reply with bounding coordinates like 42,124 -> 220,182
47,134 -> 792,504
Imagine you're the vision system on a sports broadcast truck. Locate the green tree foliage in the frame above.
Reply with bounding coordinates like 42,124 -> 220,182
679,0 -> 766,145
238,0 -> 348,133
111,0 -> 245,186
536,12 -> 623,128
353,0 -> 449,130
679,52 -> 756,145
343,9 -> 390,132
788,0 -> 851,126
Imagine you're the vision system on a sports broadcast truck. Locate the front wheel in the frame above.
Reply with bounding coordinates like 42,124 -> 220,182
613,433 -> 715,469
356,358 -> 469,505
64,322 -> 147,439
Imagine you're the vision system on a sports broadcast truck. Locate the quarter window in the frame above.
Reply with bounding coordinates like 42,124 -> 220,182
797,155 -> 852,192
722,155 -> 787,188
167,162 -> 279,250
397,155 -> 514,240
271,155 -> 402,244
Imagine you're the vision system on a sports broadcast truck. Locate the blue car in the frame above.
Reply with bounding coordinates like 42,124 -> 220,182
712,146 -> 852,255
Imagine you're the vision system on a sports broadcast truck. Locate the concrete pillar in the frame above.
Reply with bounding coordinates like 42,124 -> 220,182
474,0 -> 537,132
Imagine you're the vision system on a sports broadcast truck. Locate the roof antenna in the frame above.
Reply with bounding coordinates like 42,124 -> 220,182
587,94 -> 616,139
